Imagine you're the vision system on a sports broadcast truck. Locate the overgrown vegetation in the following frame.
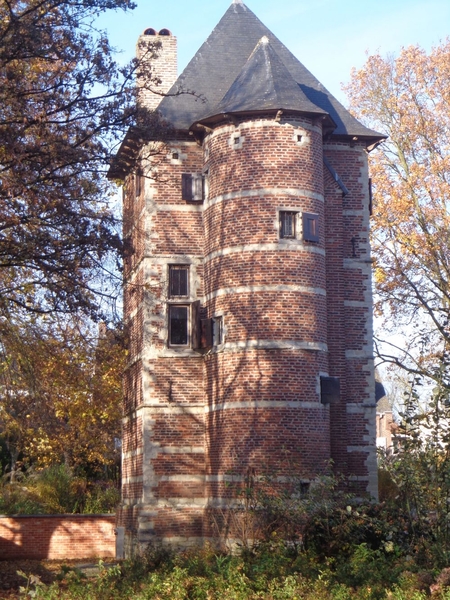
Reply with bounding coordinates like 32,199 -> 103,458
13,538 -> 450,599
12,435 -> 450,598
0,464 -> 119,514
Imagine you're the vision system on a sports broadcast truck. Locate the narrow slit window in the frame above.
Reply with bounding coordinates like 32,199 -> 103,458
169,265 -> 189,297
279,211 -> 297,239
169,305 -> 189,346
135,170 -> 143,197
213,316 -> 223,345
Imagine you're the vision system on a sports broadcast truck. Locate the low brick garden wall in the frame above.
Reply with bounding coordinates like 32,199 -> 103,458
0,514 -> 116,560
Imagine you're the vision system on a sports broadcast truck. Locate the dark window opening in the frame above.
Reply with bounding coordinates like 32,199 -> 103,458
279,211 -> 297,239
320,376 -> 340,404
172,152 -> 179,160
303,212 -> 319,243
169,265 -> 189,297
182,173 -> 205,202
297,135 -> 303,142
135,170 -> 144,197
169,305 -> 189,346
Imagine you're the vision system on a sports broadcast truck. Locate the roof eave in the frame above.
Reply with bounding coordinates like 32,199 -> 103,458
325,132 -> 388,151
107,127 -> 145,181
194,107 -> 336,132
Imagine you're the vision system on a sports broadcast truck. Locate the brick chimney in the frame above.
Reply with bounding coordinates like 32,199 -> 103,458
136,28 -> 177,111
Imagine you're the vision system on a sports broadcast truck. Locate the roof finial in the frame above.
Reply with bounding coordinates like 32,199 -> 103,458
232,0 -> 243,4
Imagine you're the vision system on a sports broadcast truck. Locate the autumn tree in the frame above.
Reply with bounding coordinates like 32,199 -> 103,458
0,0 -> 170,319
0,315 -> 126,479
344,41 -> 450,391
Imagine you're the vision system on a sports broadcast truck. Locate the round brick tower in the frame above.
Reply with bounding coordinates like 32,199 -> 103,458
112,6 -> 383,551
192,40 -> 338,536
201,114 -> 331,508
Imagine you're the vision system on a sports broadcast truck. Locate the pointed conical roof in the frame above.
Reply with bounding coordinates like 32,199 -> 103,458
199,36 -> 332,125
156,2 -> 384,142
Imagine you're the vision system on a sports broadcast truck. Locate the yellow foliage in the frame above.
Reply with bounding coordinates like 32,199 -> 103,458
344,40 -> 450,384
0,318 -> 126,472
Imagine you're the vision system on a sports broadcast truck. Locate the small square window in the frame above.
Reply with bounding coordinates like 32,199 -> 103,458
169,265 -> 189,297
279,211 -> 297,239
302,212 -> 319,243
169,305 -> 189,346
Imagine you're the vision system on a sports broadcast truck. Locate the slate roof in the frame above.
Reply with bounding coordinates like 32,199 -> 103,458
109,1 -> 385,178
157,1 -> 384,141
198,36 -> 335,130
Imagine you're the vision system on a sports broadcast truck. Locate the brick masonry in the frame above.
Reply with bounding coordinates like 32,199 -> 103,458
118,21 -> 378,551
0,515 -> 116,560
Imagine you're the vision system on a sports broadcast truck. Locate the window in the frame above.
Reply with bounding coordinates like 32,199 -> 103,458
302,212 -> 319,243
279,211 -> 297,239
169,265 -> 189,297
182,173 -> 205,202
135,170 -> 144,197
169,305 -> 189,346
213,316 -> 223,345
320,376 -> 340,404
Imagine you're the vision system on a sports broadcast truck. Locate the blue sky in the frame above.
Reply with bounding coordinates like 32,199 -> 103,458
97,0 -> 450,104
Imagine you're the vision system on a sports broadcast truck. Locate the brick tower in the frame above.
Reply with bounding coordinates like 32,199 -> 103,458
110,1 -> 385,553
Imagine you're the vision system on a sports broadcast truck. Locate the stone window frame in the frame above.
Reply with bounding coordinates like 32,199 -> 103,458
168,264 -> 189,298
167,263 -> 191,348
181,173 -> 206,202
168,304 -> 190,347
278,208 -> 319,243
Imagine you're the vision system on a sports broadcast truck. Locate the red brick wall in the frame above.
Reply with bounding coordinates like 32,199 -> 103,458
0,515 -> 116,560
202,117 -> 330,498
118,109 -> 378,545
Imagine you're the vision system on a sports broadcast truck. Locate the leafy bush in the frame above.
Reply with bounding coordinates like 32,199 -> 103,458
0,464 -> 119,514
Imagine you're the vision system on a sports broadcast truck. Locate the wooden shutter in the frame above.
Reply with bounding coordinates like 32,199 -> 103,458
303,212 -> 319,243
320,376 -> 340,404
201,318 -> 213,349
191,300 -> 201,349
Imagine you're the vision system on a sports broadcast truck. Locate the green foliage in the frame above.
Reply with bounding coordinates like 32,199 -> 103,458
0,464 -> 119,514
379,380 -> 450,567
13,545 -> 450,600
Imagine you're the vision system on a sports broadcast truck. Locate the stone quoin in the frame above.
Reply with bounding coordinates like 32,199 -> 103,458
109,1 -> 386,553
